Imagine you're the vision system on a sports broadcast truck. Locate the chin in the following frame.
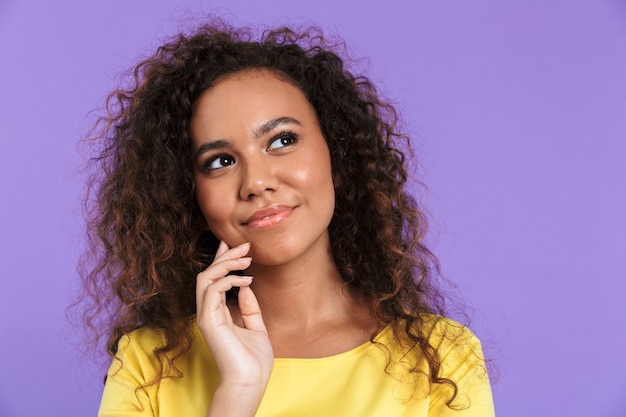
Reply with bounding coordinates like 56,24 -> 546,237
249,247 -> 299,267
252,232 -> 331,268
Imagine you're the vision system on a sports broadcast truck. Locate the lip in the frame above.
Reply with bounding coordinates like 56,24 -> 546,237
244,205 -> 295,230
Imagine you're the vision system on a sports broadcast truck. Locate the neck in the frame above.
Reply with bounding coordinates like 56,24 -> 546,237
246,248 -> 358,333
242,241 -> 380,358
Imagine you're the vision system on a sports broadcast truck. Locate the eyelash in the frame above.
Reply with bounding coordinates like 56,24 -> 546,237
201,130 -> 300,173
202,153 -> 235,172
268,130 -> 300,150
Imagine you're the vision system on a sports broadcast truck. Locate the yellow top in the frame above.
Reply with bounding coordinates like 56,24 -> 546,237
99,316 -> 494,417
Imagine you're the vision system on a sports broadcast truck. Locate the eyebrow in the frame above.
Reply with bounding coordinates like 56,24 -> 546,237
193,139 -> 231,162
254,116 -> 302,138
193,116 -> 302,162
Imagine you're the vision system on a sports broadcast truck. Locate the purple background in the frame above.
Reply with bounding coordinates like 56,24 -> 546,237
1,1 -> 625,416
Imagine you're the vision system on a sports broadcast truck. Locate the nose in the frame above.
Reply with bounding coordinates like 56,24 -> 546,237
239,157 -> 277,200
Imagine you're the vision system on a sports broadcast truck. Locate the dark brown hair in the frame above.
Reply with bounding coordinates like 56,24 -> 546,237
78,18 -> 463,405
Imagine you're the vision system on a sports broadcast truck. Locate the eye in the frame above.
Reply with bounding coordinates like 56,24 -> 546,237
204,154 -> 236,171
268,131 -> 299,151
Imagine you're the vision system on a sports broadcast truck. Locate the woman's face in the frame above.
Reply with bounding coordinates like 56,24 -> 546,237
190,69 -> 336,266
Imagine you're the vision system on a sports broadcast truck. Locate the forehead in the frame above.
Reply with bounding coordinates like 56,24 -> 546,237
214,68 -> 301,93
198,69 -> 310,112
190,69 -> 318,138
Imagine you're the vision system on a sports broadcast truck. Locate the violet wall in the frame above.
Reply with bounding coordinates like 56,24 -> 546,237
1,0 -> 625,415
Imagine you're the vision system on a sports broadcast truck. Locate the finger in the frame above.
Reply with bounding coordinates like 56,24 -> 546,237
214,240 -> 230,259
238,286 -> 268,333
213,241 -> 251,264
200,276 -> 254,315
197,257 -> 252,286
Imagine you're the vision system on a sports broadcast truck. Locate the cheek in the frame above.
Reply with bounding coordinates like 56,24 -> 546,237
293,143 -> 334,186
294,157 -> 336,216
195,183 -> 230,227
292,158 -> 333,191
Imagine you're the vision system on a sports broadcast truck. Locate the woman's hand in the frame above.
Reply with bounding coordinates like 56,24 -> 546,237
196,241 -> 273,416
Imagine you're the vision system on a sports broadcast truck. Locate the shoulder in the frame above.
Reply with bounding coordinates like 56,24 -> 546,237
107,326 -> 168,381
421,315 -> 483,353
381,314 -> 489,386
416,315 -> 487,376
112,318 -> 214,371
114,325 -> 169,365
110,319 -> 202,376
381,314 -> 482,354
117,325 -> 168,354
114,317 -> 205,357
419,315 -> 494,413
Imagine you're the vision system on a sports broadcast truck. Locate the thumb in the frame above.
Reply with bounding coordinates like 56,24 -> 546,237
238,286 -> 268,333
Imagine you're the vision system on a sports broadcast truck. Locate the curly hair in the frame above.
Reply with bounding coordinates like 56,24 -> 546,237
78,18 -> 461,406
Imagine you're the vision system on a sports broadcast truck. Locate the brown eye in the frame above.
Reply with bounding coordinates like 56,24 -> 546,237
268,132 -> 299,150
205,154 -> 235,171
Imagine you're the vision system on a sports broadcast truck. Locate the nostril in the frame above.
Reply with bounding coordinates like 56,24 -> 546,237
240,175 -> 277,200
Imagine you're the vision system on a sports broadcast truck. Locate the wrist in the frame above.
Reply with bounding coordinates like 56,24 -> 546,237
207,383 -> 267,417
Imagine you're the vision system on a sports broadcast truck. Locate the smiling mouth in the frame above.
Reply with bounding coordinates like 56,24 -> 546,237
244,205 -> 294,230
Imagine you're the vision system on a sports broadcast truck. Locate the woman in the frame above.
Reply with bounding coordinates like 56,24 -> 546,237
81,19 -> 494,417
